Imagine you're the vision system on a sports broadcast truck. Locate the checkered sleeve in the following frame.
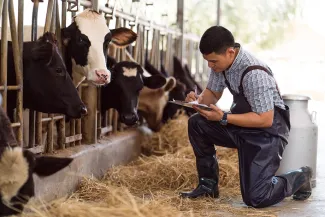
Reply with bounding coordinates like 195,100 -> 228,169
242,70 -> 276,113
206,70 -> 226,92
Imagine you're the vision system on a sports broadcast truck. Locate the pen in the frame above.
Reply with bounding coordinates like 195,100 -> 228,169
194,85 -> 198,97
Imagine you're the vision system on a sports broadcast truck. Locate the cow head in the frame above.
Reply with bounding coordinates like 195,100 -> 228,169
138,77 -> 176,131
101,58 -> 166,126
23,32 -> 87,119
144,60 -> 187,123
61,9 -> 137,87
0,106 -> 73,216
173,56 -> 202,94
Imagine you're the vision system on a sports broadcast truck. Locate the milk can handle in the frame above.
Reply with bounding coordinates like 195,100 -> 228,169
311,111 -> 317,124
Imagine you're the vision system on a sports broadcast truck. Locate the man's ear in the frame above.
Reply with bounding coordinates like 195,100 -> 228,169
34,156 -> 73,177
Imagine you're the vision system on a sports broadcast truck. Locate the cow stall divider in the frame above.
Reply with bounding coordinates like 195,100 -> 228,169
0,0 -> 209,154
0,0 -> 24,146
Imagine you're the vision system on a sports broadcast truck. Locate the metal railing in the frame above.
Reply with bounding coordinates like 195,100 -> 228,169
0,0 -> 209,153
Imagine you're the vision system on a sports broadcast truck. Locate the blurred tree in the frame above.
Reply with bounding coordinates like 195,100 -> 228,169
184,0 -> 302,50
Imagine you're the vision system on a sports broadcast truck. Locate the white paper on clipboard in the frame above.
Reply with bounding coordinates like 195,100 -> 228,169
168,99 -> 213,111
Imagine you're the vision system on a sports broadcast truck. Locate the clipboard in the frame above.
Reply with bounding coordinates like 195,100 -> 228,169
168,99 -> 213,111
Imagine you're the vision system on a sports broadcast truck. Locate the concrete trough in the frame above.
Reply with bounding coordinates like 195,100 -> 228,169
33,129 -> 143,202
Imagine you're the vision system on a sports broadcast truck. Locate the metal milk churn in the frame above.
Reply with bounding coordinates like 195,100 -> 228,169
276,94 -> 318,188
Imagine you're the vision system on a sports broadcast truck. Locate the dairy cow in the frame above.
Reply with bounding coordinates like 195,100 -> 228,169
101,56 -> 166,125
61,9 -> 137,87
4,32 -> 87,122
0,101 -> 73,216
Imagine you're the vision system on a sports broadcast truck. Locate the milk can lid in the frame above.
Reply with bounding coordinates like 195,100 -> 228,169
282,94 -> 311,101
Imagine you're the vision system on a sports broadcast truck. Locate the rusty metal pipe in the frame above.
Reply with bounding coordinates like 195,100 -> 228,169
50,0 -> 57,34
41,116 -> 64,122
29,0 -> 40,148
46,114 -> 54,152
0,0 -> 4,21
58,118 -> 65,149
70,119 -> 76,147
31,0 -> 39,41
18,0 -> 23,54
62,0 -> 67,28
8,0 -> 23,146
76,86 -> 82,146
35,112 -> 42,146
44,0 -> 54,32
1,0 -> 8,112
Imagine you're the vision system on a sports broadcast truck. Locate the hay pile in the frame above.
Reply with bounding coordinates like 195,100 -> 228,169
21,111 -> 277,217
23,185 -> 189,217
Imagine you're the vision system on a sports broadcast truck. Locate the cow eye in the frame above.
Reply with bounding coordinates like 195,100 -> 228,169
56,68 -> 64,76
79,37 -> 83,43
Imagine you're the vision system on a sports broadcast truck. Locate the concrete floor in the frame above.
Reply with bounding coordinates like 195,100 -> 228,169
217,101 -> 325,217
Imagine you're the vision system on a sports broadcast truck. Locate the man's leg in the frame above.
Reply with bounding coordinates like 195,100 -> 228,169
180,113 -> 239,198
238,132 -> 312,208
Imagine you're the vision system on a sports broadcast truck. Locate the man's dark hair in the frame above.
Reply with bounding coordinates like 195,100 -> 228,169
199,26 -> 235,55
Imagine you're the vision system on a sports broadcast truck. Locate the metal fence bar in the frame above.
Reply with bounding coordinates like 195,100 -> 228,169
44,0 -> 54,32
28,0 -> 40,148
1,0 -> 8,112
8,0 -> 23,146
76,86 -> 82,145
0,0 -> 4,21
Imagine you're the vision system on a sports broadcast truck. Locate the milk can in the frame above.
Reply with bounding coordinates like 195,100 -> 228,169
276,94 -> 318,188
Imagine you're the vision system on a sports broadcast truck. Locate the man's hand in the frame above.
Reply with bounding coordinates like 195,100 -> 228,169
185,91 -> 203,103
193,104 -> 224,121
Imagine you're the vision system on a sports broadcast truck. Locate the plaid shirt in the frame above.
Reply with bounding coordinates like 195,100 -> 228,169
207,44 -> 285,114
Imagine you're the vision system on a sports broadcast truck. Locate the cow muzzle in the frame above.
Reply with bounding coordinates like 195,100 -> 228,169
120,113 -> 139,126
94,69 -> 110,85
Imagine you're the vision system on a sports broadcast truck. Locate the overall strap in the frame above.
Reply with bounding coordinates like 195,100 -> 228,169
239,65 -> 283,100
222,71 -> 236,95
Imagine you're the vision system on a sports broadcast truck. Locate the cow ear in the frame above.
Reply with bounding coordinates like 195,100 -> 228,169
164,77 -> 176,92
61,23 -> 76,46
34,156 -> 73,177
110,27 -> 137,47
142,75 -> 166,89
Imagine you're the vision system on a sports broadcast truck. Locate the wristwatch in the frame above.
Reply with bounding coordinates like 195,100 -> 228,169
219,112 -> 228,126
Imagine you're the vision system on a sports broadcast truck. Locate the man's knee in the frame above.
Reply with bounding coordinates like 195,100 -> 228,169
243,188 -> 282,208
188,113 -> 206,130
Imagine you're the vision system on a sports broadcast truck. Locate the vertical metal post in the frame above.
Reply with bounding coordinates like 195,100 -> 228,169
62,0 -> 67,28
92,0 -> 99,11
82,0 -> 99,144
29,0 -> 39,148
1,0 -> 8,112
0,0 -> 4,21
50,0 -> 57,34
216,0 -> 221,25
9,0 -> 23,146
18,0 -> 23,54
44,0 -> 54,32
177,0 -> 184,64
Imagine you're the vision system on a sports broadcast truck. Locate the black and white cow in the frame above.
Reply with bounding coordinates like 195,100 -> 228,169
5,32 -> 87,122
173,56 -> 203,94
0,104 -> 73,216
101,56 -> 166,125
61,9 -> 137,87
144,60 -> 187,123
